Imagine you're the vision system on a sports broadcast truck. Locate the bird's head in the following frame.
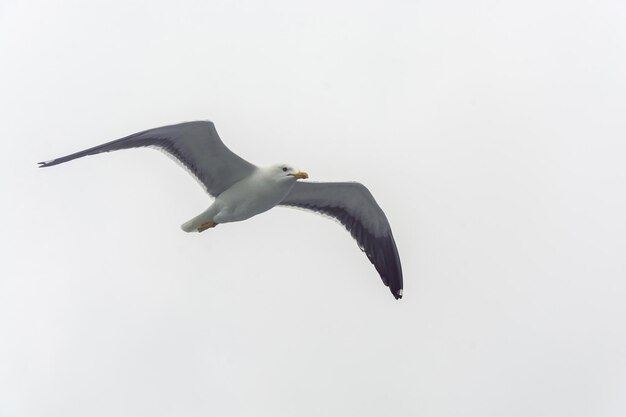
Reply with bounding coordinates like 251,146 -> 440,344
270,164 -> 309,182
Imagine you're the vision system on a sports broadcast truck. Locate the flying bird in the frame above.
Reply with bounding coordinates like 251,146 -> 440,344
39,121 -> 403,299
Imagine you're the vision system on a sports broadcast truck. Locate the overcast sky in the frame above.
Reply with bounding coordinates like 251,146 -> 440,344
1,1 -> 625,416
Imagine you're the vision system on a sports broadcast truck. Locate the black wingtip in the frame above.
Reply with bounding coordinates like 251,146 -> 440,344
38,160 -> 54,168
392,288 -> 403,300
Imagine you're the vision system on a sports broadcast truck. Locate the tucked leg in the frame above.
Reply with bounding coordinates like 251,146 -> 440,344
197,220 -> 217,232
181,204 -> 219,233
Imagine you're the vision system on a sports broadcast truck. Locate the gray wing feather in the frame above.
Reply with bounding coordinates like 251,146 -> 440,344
38,121 -> 256,196
279,182 -> 403,299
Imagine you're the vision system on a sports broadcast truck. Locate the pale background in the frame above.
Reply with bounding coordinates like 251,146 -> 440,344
1,1 -> 625,416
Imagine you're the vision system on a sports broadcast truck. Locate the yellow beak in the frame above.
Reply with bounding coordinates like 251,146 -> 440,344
289,171 -> 309,180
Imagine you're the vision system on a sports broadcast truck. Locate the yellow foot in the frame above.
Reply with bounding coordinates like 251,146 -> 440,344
197,221 -> 217,232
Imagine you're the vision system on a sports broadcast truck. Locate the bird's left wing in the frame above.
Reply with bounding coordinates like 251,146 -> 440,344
279,181 -> 403,299
38,121 -> 256,197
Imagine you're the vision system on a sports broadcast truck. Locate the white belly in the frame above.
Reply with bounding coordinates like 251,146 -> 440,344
213,172 -> 295,224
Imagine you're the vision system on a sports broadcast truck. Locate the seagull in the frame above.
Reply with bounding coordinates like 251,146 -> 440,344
39,121 -> 403,299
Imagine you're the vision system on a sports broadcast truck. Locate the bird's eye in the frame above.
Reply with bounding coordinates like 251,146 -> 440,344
282,167 -> 288,172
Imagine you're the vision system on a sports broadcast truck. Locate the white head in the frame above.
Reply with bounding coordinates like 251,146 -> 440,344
264,164 -> 309,183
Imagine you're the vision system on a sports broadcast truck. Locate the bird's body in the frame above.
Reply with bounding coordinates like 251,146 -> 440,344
182,165 -> 303,231
39,121 -> 403,299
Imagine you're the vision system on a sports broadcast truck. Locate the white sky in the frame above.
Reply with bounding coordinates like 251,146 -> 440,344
1,1 -> 625,416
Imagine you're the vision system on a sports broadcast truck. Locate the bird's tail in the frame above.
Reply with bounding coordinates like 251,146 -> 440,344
181,207 -> 217,233
181,218 -> 200,232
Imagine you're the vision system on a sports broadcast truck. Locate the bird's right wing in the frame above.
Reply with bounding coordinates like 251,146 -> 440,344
38,121 -> 257,197
279,181 -> 403,299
